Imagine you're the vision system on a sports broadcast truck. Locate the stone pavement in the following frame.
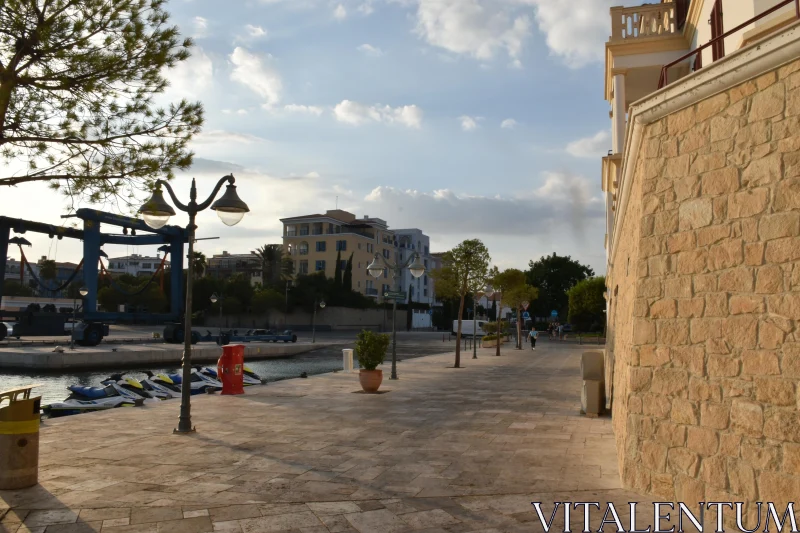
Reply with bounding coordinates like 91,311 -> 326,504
1,341 -> 660,533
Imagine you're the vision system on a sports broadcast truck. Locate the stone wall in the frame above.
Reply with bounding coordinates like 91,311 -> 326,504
609,57 -> 800,511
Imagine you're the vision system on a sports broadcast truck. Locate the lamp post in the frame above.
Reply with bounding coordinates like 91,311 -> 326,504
70,286 -> 88,350
367,252 -> 425,380
139,175 -> 249,434
210,293 -> 222,329
312,298 -> 325,343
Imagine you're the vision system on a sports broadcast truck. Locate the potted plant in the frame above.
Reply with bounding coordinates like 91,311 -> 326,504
482,334 -> 498,348
355,329 -> 390,393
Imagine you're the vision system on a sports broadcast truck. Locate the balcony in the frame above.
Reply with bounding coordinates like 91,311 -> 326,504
610,3 -> 677,43
365,288 -> 378,296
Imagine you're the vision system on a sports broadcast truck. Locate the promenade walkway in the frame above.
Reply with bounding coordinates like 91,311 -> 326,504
1,342 -> 653,533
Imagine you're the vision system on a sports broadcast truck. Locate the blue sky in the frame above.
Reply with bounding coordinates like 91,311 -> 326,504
3,0 -> 640,274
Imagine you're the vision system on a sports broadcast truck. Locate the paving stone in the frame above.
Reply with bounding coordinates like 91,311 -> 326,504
22,510 -> 78,528
345,509 -> 410,533
239,511 -> 323,532
130,507 -> 184,524
156,516 -> 214,532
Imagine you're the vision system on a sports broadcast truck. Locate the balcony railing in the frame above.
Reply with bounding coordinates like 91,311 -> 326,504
365,288 -> 378,296
611,3 -> 677,43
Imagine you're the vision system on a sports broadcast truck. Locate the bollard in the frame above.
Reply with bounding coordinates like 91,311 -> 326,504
0,385 -> 42,489
218,344 -> 245,395
342,348 -> 354,373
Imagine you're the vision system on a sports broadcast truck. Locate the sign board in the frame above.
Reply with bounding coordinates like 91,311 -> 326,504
428,309 -> 433,315
522,312 -> 530,319
522,301 -> 530,311
550,310 -> 558,317
384,291 -> 405,299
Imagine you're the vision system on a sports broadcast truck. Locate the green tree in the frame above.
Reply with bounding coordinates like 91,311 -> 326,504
224,273 -> 254,310
191,251 -> 206,279
492,268 -> 539,349
2,280 -> 33,296
38,259 -> 57,282
343,253 -> 353,291
251,288 -> 284,314
0,0 -> 203,204
567,276 -> 607,333
430,239 -> 491,368
526,253 -> 594,321
252,244 -> 283,287
334,250 -> 343,287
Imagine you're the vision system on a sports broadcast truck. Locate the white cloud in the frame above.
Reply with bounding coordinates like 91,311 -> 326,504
363,172 -> 603,238
509,58 -> 522,69
283,104 -> 325,116
333,100 -> 423,129
192,131 -> 269,145
413,0 -> 531,64
165,48 -> 213,98
523,0 -> 618,68
229,47 -> 283,108
565,130 -> 611,158
358,1 -> 374,14
245,24 -> 267,38
500,118 -> 517,129
192,16 -> 208,38
459,115 -> 479,131
333,4 -> 347,19
357,44 -> 383,57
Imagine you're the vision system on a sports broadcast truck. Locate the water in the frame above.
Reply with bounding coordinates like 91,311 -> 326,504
0,347 -> 358,405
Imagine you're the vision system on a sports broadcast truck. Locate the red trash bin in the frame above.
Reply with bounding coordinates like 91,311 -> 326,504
217,344 -> 245,395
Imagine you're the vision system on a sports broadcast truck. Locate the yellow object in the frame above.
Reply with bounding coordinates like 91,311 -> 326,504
124,378 -> 143,389
0,419 -> 39,435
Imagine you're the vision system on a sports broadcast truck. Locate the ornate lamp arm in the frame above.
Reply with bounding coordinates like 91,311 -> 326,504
401,252 -> 420,269
197,174 -> 235,212
156,180 -> 190,212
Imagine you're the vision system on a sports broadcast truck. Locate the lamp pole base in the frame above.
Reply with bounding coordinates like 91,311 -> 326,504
173,426 -> 196,434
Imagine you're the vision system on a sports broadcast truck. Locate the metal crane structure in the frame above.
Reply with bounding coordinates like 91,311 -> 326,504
0,209 -> 188,345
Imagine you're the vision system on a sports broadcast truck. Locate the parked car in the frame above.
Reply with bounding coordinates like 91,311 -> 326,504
451,320 -> 488,337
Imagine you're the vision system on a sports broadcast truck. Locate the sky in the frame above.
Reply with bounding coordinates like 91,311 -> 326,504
1,0 -> 643,275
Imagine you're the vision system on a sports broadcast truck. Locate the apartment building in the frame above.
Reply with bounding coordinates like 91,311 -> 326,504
281,210 -> 400,299
106,254 -> 168,277
602,0 -> 800,508
393,229 -> 437,305
207,251 -> 262,286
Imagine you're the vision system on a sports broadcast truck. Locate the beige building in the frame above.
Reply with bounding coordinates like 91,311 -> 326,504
281,210 -> 399,298
603,0 -> 800,513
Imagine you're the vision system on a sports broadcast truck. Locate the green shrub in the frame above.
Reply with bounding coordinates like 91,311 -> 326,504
355,330 -> 390,371
482,334 -> 497,341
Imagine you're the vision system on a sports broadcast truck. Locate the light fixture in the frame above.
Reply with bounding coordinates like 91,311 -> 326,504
139,187 -> 176,229
210,184 -> 250,226
79,286 -> 89,297
408,254 -> 425,279
319,301 -> 326,309
367,256 -> 384,278
210,293 -> 219,304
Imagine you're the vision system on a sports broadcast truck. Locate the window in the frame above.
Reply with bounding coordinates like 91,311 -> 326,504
299,225 -> 309,236
424,245 -> 429,254
312,223 -> 324,235
424,275 -> 428,286
316,260 -> 326,272
340,260 -> 347,271
298,242 -> 309,255
142,263 -> 152,269
424,289 -> 428,297
358,281 -> 361,287
299,260 -> 309,274
286,225 -> 297,237
424,259 -> 428,268
710,0 -> 724,61
383,249 -> 390,259
336,240 -> 347,251
383,268 -> 387,279
316,241 -> 326,252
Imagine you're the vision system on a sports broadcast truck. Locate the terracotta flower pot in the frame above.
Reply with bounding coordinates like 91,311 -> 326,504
359,369 -> 383,393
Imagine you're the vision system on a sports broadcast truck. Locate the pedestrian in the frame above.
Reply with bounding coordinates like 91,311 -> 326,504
529,328 -> 538,350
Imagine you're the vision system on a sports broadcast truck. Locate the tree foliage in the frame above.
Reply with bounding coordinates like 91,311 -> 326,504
492,268 -> 538,349
430,239 -> 490,368
567,276 -> 606,333
526,253 -> 594,320
2,280 -> 33,296
97,274 -> 166,313
191,251 -> 206,278
252,244 -> 286,288
0,0 -> 203,206
334,250 -> 342,286
38,259 -> 57,281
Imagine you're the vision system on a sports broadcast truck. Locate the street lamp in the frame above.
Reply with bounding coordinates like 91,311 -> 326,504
70,286 -> 89,350
210,293 -> 222,329
367,252 -> 425,380
485,286 -> 501,357
312,299 -> 325,343
139,175 -> 249,434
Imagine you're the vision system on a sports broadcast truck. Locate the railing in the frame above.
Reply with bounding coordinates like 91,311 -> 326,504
611,3 -> 677,42
659,0 -> 800,88
365,288 -> 378,296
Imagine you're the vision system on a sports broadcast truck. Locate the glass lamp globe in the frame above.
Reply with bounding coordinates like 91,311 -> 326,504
79,287 -> 89,297
319,301 -> 326,309
139,188 -> 176,229
210,293 -> 218,304
366,257 -> 384,279
211,184 -> 250,227
408,255 -> 425,278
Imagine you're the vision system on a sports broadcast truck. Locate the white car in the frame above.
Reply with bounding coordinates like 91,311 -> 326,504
2,322 -> 19,339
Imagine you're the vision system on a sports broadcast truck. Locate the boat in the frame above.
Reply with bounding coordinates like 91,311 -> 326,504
101,374 -> 170,401
142,371 -> 181,398
166,368 -> 222,395
43,396 -> 144,418
197,365 -> 266,386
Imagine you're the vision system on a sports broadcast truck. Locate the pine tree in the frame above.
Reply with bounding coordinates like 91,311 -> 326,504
343,253 -> 353,291
334,251 -> 343,286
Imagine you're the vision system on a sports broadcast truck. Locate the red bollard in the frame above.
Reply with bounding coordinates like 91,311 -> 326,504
217,344 -> 245,395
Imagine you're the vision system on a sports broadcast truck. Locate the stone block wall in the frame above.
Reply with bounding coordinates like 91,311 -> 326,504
610,57 -> 800,510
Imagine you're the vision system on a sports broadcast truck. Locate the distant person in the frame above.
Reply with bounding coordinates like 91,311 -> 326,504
558,324 -> 564,340
529,328 -> 538,350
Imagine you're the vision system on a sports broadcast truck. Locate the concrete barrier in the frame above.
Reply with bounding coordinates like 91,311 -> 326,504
0,342 -> 342,371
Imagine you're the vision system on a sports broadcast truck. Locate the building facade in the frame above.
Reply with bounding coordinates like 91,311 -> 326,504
106,254 -> 168,277
206,251 -> 262,286
393,229 -> 437,306
603,0 -> 800,510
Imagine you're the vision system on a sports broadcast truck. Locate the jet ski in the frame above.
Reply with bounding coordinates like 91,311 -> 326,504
166,368 -> 222,395
198,365 -> 266,386
101,374 -> 170,401
43,396 -> 143,418
142,371 -> 181,398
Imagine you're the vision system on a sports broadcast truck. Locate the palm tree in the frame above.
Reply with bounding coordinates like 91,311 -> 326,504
191,251 -> 207,278
252,244 -> 283,287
